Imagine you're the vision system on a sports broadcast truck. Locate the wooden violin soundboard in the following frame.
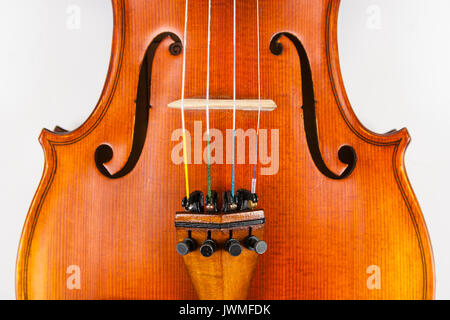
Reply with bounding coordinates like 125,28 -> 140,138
16,0 -> 435,300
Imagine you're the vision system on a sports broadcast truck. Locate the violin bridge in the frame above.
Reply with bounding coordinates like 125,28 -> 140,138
168,98 -> 277,111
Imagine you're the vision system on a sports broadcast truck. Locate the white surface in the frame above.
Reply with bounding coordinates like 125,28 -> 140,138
338,0 -> 450,300
0,0 -> 449,299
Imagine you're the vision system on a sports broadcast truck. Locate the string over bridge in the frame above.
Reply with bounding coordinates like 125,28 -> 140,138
168,98 -> 277,111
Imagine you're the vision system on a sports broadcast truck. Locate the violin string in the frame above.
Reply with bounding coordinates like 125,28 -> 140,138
251,0 -> 261,194
180,0 -> 190,199
231,0 -> 237,199
205,0 -> 212,199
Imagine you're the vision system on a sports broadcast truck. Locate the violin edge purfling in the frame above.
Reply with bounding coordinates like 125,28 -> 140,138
16,0 -> 435,300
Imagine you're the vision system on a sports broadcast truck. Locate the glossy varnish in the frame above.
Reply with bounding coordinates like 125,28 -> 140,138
16,0 -> 435,299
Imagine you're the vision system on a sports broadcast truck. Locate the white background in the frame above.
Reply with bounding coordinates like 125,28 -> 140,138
0,0 -> 449,300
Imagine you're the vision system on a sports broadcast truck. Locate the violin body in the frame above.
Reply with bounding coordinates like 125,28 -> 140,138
16,0 -> 435,299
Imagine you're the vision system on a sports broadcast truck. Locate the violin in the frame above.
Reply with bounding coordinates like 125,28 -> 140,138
16,0 -> 435,300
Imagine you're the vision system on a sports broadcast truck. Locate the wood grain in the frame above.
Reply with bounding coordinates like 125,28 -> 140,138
175,210 -> 265,300
16,0 -> 435,299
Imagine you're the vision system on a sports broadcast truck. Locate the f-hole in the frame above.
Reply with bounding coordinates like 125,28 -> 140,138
270,32 -> 357,180
95,32 -> 182,179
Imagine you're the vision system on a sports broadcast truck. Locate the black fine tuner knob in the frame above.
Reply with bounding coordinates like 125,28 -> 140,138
200,239 -> 217,258
245,236 -> 267,255
176,238 -> 196,256
225,239 -> 242,257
